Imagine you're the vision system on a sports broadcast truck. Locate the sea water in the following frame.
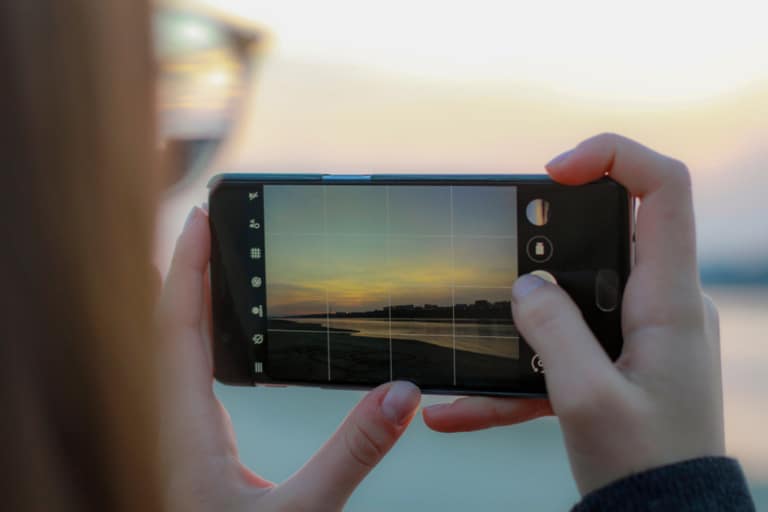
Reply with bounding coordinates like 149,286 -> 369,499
217,287 -> 768,510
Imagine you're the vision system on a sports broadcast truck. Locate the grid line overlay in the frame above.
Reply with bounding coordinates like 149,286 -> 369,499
265,184 -> 520,384
266,232 -> 515,239
323,186 -> 331,381
269,328 -> 519,340
385,186 -> 393,381
449,186 -> 457,385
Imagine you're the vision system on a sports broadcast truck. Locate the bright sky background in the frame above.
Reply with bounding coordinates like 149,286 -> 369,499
202,0 -> 768,104
160,0 -> 768,266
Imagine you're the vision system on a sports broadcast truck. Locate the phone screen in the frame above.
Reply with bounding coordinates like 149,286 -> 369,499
263,183 -> 519,389
210,176 -> 630,395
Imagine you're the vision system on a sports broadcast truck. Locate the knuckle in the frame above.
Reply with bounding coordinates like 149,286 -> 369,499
582,132 -> 624,154
344,421 -> 387,469
591,132 -> 623,145
664,158 -> 692,188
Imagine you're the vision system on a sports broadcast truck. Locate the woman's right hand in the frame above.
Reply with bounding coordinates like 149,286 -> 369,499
423,134 -> 725,495
156,206 -> 421,512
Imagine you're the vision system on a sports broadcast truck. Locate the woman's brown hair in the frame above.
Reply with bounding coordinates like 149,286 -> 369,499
0,2 -> 162,510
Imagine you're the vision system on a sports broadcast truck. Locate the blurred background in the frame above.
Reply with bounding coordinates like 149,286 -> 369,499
155,0 -> 768,509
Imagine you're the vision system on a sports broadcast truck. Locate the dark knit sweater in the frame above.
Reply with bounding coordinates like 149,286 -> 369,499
572,457 -> 755,511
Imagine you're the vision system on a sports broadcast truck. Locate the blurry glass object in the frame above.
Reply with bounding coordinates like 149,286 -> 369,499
154,3 -> 268,191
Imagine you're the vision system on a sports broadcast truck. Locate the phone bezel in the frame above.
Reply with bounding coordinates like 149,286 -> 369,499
208,173 -> 634,397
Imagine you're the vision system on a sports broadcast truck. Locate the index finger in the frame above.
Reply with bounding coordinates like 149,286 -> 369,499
546,133 -> 701,327
423,397 -> 552,433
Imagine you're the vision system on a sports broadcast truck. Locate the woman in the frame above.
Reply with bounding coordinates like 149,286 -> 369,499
0,2 -> 419,511
0,1 -> 755,511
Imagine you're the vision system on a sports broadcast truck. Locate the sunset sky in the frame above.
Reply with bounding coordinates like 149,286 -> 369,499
263,185 -> 518,316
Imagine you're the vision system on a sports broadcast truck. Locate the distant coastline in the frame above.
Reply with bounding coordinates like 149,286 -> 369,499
700,264 -> 768,287
282,299 -> 513,321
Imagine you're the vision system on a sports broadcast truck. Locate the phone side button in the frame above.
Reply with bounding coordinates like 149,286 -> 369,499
261,384 -> 287,388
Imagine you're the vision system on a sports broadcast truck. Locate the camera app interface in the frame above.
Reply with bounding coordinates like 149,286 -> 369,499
255,184 -> 523,390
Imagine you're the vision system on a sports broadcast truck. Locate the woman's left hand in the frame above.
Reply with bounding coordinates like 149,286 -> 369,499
156,206 -> 421,511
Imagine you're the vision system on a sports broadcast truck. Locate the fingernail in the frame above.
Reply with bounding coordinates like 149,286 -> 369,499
512,274 -> 546,302
200,201 -> 209,213
423,403 -> 450,414
183,206 -> 199,230
546,148 -> 574,169
381,381 -> 421,426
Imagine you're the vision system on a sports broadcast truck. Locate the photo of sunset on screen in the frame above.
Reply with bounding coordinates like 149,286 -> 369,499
263,184 -> 520,388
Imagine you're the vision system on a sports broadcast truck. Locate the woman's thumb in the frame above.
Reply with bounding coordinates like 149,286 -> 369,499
277,381 -> 420,510
511,274 -> 620,399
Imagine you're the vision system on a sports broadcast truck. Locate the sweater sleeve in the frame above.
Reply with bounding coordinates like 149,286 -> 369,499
571,457 -> 756,512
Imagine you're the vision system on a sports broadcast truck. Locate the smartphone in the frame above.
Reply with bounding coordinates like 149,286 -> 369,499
208,174 -> 633,396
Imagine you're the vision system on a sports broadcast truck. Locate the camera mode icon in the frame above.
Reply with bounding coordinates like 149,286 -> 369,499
531,354 -> 545,374
526,236 -> 553,263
